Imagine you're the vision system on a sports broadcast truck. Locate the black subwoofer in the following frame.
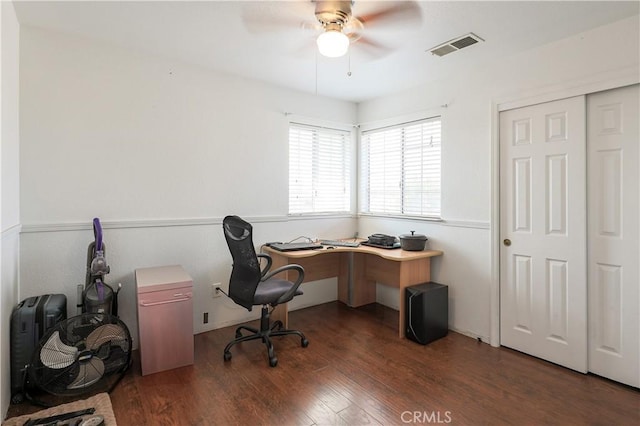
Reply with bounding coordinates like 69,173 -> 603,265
405,282 -> 448,345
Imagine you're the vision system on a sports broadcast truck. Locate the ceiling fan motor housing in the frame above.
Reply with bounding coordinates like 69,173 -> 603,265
315,0 -> 353,26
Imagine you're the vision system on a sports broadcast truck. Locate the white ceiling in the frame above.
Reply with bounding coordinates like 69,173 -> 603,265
13,0 -> 640,103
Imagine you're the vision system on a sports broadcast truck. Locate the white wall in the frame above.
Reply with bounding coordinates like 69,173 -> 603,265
1,0 -> 21,418
19,27 -> 358,223
18,26 -> 357,350
357,15 -> 640,342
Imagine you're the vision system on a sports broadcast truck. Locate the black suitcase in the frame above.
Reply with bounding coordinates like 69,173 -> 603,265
10,294 -> 67,403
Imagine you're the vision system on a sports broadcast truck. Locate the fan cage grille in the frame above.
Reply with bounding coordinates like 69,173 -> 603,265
30,313 -> 132,398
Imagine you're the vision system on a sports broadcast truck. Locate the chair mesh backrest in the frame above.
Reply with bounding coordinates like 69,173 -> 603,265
223,216 -> 262,310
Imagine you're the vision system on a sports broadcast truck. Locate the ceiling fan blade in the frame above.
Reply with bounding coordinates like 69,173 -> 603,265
67,357 -> 105,390
241,1 -> 317,34
293,37 -> 323,58
347,36 -> 395,62
40,331 -> 78,369
353,36 -> 393,57
355,1 -> 422,28
86,323 -> 128,351
244,17 -> 320,34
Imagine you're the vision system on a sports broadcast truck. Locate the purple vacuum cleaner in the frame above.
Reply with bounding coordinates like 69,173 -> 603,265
78,218 -> 120,315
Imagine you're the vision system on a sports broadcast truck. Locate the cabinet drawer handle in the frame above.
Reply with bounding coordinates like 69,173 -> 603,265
140,296 -> 191,307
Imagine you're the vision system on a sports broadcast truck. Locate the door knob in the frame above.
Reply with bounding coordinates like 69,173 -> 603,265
503,239 -> 511,247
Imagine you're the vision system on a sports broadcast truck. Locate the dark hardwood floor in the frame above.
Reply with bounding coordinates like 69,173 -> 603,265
7,302 -> 639,425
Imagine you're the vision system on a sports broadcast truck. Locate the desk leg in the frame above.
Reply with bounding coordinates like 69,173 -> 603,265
351,253 -> 377,307
365,255 -> 432,338
267,249 -> 342,329
398,282 -> 409,339
268,252 -> 290,329
337,252 -> 350,305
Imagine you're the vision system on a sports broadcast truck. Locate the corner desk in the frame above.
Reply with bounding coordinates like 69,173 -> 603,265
263,243 -> 443,338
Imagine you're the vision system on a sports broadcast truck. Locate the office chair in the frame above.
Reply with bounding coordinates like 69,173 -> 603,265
222,215 -> 309,367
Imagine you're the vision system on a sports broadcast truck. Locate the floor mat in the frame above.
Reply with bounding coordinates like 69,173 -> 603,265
3,392 -> 116,426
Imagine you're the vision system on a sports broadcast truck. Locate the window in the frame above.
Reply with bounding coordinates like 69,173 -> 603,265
359,117 -> 441,218
289,123 -> 351,214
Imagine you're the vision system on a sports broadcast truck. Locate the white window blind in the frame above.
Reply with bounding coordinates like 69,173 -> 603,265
360,117 -> 441,218
289,123 -> 351,214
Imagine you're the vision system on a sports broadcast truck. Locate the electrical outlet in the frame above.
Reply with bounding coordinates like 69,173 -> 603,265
212,282 -> 222,298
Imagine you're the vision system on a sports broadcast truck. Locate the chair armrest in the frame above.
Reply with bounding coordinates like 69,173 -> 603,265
262,263 -> 304,283
262,264 -> 305,306
257,253 -> 273,278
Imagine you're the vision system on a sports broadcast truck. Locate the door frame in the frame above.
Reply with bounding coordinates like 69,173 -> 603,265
489,66 -> 639,347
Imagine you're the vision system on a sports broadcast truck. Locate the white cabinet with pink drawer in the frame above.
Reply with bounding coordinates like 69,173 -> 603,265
135,265 -> 194,376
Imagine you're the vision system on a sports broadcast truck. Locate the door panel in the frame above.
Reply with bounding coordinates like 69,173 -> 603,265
500,96 -> 587,372
587,84 -> 639,387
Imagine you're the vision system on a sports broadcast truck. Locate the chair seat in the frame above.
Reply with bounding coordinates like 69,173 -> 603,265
254,278 -> 303,306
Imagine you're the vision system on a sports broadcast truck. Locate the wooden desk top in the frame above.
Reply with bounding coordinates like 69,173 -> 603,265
262,241 -> 443,262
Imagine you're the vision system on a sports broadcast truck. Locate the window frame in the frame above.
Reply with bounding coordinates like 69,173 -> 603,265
288,120 -> 354,216
358,115 -> 442,220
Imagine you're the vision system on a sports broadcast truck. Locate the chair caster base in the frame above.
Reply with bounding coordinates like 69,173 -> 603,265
222,306 -> 308,367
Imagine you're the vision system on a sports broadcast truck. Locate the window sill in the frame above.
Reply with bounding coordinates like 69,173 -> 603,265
357,213 -> 443,222
287,213 -> 356,220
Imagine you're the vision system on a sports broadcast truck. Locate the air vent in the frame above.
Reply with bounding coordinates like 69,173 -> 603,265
428,33 -> 484,57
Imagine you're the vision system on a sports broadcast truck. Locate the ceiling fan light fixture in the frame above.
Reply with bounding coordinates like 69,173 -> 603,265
317,29 -> 349,58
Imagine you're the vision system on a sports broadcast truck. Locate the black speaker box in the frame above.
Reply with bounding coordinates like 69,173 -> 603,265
405,282 -> 448,345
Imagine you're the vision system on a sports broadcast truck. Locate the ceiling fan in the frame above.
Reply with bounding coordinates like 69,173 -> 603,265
243,0 -> 422,59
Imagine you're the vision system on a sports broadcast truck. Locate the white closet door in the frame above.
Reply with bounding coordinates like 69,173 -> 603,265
500,96 -> 587,372
587,84 -> 639,388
